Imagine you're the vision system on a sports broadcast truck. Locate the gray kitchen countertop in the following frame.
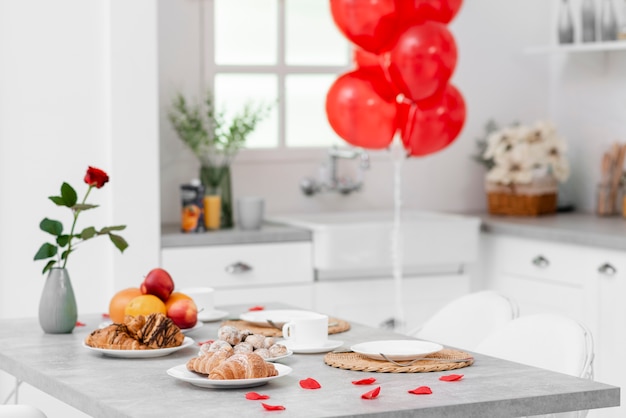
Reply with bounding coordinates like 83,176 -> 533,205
472,212 -> 626,251
161,222 -> 311,248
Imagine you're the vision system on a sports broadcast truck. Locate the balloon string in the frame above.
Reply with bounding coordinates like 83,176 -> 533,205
378,52 -> 395,95
391,136 -> 405,333
404,101 -> 419,154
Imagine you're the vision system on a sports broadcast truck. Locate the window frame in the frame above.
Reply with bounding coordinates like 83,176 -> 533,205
201,0 -> 354,162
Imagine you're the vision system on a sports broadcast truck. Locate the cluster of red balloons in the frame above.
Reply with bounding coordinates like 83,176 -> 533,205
326,0 -> 466,157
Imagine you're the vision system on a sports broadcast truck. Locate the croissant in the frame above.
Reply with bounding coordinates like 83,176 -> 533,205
208,353 -> 278,380
187,350 -> 233,375
136,313 -> 184,349
84,324 -> 146,350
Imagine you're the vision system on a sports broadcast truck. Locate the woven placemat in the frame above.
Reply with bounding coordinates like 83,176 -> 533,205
220,318 -> 351,338
324,348 -> 474,373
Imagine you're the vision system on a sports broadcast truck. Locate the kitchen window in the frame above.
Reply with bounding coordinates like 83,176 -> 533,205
204,0 -> 352,154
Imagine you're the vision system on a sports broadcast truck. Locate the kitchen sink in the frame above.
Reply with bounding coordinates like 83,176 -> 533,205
268,210 -> 481,279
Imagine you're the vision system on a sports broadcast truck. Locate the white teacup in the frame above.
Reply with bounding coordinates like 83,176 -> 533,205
282,313 -> 329,346
179,287 -> 215,314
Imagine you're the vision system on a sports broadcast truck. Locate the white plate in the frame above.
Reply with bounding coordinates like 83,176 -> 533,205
167,363 -> 292,388
239,309 -> 320,328
280,339 -> 343,354
83,337 -> 195,358
265,350 -> 293,362
350,340 -> 443,361
181,322 -> 204,334
198,309 -> 229,322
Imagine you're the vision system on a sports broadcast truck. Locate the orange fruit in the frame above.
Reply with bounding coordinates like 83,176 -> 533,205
108,287 -> 142,323
165,292 -> 192,311
124,294 -> 167,318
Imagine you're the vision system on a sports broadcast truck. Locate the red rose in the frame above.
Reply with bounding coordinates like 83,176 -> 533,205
84,166 -> 109,188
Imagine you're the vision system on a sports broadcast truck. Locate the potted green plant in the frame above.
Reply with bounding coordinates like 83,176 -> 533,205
168,89 -> 272,228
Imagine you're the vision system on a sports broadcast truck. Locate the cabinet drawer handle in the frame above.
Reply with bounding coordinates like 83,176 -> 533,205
598,263 -> 617,276
225,262 -> 252,275
532,255 -> 550,268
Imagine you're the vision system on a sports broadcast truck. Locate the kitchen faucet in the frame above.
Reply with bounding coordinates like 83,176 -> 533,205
300,146 -> 369,196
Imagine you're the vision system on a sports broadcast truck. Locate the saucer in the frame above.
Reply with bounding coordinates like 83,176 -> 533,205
280,339 -> 343,354
197,309 -> 229,322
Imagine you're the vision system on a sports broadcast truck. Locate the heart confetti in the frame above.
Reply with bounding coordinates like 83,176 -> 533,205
75,321 -> 86,327
361,386 -> 381,399
245,392 -> 270,400
261,403 -> 285,411
352,377 -> 377,385
439,374 -> 464,382
197,339 -> 214,346
408,386 -> 432,395
300,378 -> 321,389
248,305 -> 265,311
101,313 -> 110,318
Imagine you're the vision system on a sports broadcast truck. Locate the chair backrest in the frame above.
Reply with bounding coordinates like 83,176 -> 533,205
411,290 -> 519,350
0,405 -> 47,418
474,313 -> 594,379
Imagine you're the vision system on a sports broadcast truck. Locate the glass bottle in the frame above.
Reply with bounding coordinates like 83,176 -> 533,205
582,0 -> 597,42
600,0 -> 618,41
558,0 -> 575,44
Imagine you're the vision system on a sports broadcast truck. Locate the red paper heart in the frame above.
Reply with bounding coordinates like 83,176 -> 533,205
75,321 -> 86,327
300,378 -> 321,389
439,374 -> 464,382
409,386 -> 432,395
361,386 -> 381,399
101,313 -> 110,318
245,392 -> 270,400
352,377 -> 377,385
249,305 -> 265,311
197,339 -> 214,346
261,403 -> 285,411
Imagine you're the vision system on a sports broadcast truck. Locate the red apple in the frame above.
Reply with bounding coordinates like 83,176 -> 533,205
167,298 -> 198,329
140,268 -> 175,302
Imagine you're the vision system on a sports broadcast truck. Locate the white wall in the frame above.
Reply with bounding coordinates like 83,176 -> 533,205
158,0 -> 554,224
0,1 -> 159,416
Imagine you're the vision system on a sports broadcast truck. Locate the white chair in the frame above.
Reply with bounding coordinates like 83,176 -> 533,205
474,313 -> 594,418
0,405 -> 47,418
410,290 -> 519,350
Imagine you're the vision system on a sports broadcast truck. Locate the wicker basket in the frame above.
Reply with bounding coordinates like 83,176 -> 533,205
486,176 -> 558,216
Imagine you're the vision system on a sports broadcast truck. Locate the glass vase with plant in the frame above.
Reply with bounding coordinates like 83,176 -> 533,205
168,89 -> 272,229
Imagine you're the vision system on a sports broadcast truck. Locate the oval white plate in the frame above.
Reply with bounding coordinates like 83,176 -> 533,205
265,350 -> 293,362
350,340 -> 443,361
83,337 -> 195,358
167,363 -> 292,388
280,339 -> 343,354
198,309 -> 229,323
239,309 -> 320,328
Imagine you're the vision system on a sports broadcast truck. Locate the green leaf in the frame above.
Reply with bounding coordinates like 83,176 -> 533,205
42,260 -> 57,275
61,248 -> 72,261
56,235 -> 70,247
60,182 -> 77,207
109,233 -> 129,253
39,218 -> 63,236
80,227 -> 97,239
34,243 -> 57,260
100,225 -> 127,234
48,196 -> 65,206
73,204 -> 98,211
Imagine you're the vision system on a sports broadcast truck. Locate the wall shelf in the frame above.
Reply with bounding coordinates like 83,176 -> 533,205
525,40 -> 626,54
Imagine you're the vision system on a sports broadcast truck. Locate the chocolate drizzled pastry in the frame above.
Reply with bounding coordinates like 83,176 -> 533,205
137,313 -> 184,349
84,313 -> 184,350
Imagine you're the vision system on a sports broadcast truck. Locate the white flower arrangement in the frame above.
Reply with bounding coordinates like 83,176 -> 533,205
480,120 -> 570,186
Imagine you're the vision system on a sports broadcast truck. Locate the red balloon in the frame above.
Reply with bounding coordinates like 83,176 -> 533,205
326,69 -> 397,150
386,21 -> 457,102
330,0 -> 400,54
353,47 -> 381,69
396,0 -> 463,24
400,84 -> 466,157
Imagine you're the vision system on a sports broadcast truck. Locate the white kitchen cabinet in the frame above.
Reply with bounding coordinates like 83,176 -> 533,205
314,274 -> 471,333
482,233 -> 625,418
161,241 -> 315,309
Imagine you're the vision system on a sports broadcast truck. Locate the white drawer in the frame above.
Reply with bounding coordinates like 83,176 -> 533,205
161,242 -> 313,290
487,235 -> 585,287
